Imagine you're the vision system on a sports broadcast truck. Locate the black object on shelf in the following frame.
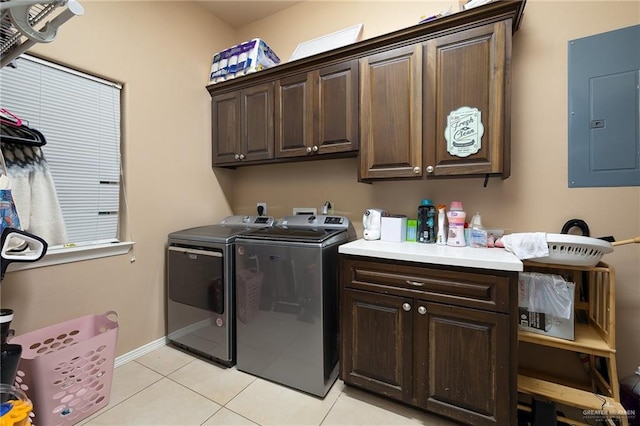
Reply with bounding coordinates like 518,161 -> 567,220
0,309 -> 21,390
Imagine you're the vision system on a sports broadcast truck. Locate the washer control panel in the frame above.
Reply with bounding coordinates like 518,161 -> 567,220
278,215 -> 349,229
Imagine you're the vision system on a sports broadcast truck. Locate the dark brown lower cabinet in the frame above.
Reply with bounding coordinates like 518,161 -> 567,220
340,255 -> 517,426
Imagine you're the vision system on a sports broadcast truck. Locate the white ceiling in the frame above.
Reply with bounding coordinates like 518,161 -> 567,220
197,1 -> 303,29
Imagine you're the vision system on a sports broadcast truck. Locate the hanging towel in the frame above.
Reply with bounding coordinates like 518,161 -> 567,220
501,232 -> 549,260
0,141 -> 67,246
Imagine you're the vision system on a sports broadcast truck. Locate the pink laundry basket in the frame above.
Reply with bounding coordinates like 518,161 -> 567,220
8,311 -> 119,426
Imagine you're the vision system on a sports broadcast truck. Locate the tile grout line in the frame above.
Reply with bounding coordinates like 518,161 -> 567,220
106,350 -> 347,426
79,360 -> 167,425
162,360 -> 263,425
319,386 -> 346,426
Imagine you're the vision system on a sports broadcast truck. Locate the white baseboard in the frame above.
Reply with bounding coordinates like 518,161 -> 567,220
114,336 -> 168,368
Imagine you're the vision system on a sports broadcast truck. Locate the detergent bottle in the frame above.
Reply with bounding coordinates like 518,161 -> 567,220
446,201 -> 466,247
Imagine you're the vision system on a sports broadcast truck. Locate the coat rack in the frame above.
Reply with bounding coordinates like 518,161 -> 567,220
0,0 -> 83,68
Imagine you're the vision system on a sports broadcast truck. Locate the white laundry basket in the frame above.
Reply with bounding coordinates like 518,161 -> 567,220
528,233 -> 614,267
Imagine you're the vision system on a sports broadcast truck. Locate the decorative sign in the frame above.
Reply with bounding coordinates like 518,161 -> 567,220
445,106 -> 484,158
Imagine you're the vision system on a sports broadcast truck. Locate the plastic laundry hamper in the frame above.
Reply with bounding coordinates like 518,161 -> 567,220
8,311 -> 118,426
236,268 -> 263,324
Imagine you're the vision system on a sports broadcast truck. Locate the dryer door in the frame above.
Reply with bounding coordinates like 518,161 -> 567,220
168,246 -> 224,314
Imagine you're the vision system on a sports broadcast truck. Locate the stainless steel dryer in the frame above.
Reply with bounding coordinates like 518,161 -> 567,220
167,215 -> 274,366
234,215 -> 355,396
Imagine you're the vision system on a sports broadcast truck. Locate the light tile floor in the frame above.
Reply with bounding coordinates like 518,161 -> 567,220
79,345 -> 459,426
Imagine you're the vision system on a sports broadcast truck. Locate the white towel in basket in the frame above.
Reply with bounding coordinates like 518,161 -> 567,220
501,232 -> 549,260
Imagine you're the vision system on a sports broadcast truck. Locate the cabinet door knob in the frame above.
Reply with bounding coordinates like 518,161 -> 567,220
312,145 -> 319,152
306,146 -> 313,153
406,280 -> 424,287
239,153 -> 246,160
426,165 -> 434,173
235,154 -> 240,160
402,303 -> 411,312
413,166 -> 421,174
418,306 -> 427,315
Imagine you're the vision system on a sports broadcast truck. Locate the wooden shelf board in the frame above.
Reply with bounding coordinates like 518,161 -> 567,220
523,261 -> 611,273
517,367 -> 593,393
517,374 -> 625,414
517,403 -> 590,426
574,301 -> 589,310
518,323 -> 614,356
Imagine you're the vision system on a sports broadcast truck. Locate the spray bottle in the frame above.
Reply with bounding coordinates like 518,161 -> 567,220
436,205 -> 447,245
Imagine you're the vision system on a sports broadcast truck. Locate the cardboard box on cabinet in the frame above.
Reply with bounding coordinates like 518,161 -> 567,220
209,38 -> 280,84
518,272 -> 575,341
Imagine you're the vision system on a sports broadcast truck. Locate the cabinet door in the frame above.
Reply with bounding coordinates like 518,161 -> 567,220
424,21 -> 510,178
360,45 -> 423,180
212,91 -> 241,165
275,61 -> 359,159
414,301 -> 514,426
241,82 -> 274,162
275,73 -> 313,158
212,83 -> 274,166
315,60 -> 359,154
341,288 -> 413,403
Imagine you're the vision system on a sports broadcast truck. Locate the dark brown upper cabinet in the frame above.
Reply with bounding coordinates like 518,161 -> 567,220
275,60 -> 359,159
359,45 -> 423,180
424,20 -> 511,179
207,1 -> 525,171
211,82 -> 274,165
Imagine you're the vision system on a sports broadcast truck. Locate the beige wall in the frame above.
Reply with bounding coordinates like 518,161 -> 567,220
1,0 -> 638,381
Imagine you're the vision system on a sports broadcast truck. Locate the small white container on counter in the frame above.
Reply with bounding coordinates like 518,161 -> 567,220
381,215 -> 407,242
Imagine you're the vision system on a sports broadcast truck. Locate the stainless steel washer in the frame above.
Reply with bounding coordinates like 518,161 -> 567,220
167,215 -> 274,366
234,215 -> 355,396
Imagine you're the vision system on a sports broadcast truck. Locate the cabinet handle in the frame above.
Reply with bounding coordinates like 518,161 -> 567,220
402,303 -> 411,312
417,306 -> 427,315
234,154 -> 240,160
239,154 -> 246,160
306,147 -> 312,154
426,165 -> 434,173
312,145 -> 319,152
413,166 -> 421,174
406,280 -> 424,287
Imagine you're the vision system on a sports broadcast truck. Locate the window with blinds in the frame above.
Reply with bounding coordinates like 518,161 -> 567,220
0,54 -> 122,247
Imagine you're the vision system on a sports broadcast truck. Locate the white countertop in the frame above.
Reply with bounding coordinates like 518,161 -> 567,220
339,239 -> 523,272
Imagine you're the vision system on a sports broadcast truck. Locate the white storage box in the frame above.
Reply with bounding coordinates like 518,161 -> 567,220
381,216 -> 407,243
209,38 -> 280,84
518,272 -> 575,341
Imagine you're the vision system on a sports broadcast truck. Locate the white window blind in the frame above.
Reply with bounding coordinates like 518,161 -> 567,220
0,55 -> 122,246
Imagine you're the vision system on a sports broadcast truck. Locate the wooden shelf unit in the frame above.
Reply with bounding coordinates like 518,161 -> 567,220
517,261 -> 628,426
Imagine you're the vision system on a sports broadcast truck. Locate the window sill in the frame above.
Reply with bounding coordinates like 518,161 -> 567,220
5,241 -> 135,273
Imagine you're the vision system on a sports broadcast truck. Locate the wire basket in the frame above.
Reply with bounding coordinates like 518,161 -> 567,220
528,233 -> 614,267
8,311 -> 118,426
